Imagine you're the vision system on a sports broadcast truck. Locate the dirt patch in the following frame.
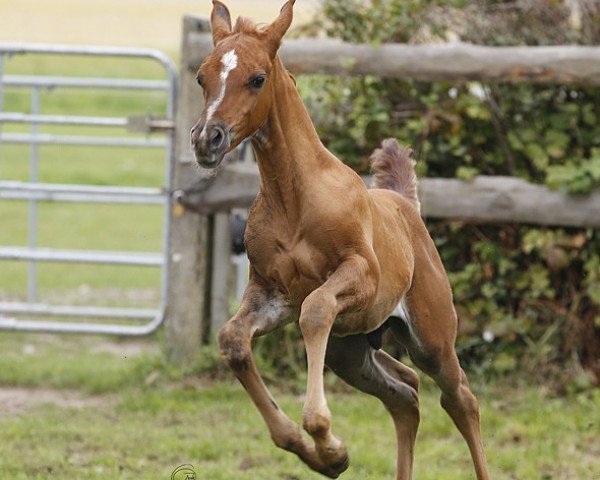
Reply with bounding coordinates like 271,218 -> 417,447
0,387 -> 113,418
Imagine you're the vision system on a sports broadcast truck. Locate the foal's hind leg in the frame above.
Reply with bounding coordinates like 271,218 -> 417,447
432,352 -> 490,480
326,335 -> 420,480
391,278 -> 490,480
218,282 -> 345,479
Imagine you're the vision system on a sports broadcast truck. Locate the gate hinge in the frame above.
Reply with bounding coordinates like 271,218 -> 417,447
127,114 -> 175,133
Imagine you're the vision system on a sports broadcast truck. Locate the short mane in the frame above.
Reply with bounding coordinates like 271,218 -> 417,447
234,17 -> 259,34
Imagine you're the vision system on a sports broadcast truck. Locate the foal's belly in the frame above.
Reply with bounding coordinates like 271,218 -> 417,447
254,291 -> 400,338
250,249 -> 409,336
331,295 -> 402,337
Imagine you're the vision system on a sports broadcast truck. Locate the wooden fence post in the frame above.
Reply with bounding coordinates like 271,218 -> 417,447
165,16 -> 213,367
210,212 -> 233,338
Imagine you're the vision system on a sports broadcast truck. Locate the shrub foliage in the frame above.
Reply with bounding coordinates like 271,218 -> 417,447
293,0 -> 600,388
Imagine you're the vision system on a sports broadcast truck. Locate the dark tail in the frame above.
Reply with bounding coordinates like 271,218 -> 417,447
369,138 -> 420,212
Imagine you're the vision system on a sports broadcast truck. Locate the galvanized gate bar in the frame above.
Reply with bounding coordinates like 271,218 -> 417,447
0,247 -> 164,266
4,75 -> 170,90
0,112 -> 129,127
0,181 -> 166,204
1,132 -> 168,148
0,316 -> 164,336
27,85 -> 40,302
0,42 -> 176,63
0,42 -> 177,336
1,302 -> 156,319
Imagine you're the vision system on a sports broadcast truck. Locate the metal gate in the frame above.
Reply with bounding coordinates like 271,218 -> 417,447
0,43 -> 177,335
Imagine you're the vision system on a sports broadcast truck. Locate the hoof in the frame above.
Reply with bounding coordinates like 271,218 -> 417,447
296,439 -> 349,479
317,449 -> 350,478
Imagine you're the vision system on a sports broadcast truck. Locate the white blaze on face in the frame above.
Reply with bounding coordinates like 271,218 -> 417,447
201,49 -> 238,139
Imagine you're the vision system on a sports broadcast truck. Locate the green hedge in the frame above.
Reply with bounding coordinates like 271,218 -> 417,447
283,0 -> 599,389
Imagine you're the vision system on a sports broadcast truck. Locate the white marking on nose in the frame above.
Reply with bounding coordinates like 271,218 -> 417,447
201,49 -> 238,139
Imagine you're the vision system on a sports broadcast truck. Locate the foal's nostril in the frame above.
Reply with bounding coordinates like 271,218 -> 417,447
190,124 -> 201,146
209,126 -> 226,151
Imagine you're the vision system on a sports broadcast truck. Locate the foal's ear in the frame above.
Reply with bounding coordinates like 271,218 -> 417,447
264,0 -> 295,57
211,0 -> 232,46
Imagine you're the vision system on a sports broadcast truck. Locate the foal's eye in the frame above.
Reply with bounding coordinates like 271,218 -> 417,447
249,75 -> 266,89
196,75 -> 204,88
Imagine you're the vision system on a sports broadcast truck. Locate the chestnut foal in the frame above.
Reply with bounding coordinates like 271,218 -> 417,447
191,2 -> 490,479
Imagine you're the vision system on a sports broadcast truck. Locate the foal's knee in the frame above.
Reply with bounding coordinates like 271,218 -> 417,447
386,383 -> 420,422
299,290 -> 337,336
217,322 -> 250,372
302,409 -> 331,439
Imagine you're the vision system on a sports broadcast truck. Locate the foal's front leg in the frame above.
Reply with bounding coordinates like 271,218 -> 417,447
300,254 -> 378,471
217,282 -> 344,478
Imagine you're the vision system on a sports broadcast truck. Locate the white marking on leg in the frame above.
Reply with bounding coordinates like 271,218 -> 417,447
252,295 -> 295,337
201,49 -> 238,139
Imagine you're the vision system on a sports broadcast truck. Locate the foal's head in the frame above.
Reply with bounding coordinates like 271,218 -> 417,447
191,0 -> 295,168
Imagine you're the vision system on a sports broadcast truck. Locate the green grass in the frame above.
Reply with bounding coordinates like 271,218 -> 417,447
0,332 -> 163,393
0,332 -> 599,480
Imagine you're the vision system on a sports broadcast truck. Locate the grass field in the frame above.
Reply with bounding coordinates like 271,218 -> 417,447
0,332 -> 599,480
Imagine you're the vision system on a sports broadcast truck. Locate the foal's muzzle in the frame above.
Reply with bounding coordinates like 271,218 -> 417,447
191,122 -> 232,168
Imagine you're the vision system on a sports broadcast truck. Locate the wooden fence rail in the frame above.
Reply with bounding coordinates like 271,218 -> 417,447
165,16 -> 600,365
185,166 -> 600,228
186,32 -> 600,84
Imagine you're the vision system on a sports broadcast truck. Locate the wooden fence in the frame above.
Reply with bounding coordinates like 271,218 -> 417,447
164,16 -> 600,366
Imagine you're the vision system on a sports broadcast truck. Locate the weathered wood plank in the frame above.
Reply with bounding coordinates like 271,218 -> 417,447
419,176 -> 600,227
281,40 -> 600,85
184,165 -> 600,228
185,28 -> 600,85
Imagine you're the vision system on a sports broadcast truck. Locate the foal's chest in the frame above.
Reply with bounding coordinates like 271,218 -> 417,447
245,217 -> 333,305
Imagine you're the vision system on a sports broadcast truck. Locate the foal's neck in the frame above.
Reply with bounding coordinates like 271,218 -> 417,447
251,58 -> 334,219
